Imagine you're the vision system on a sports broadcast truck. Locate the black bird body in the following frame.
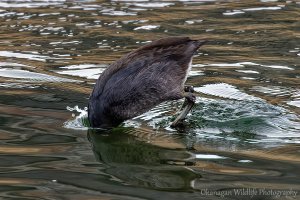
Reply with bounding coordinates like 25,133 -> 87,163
88,37 -> 206,128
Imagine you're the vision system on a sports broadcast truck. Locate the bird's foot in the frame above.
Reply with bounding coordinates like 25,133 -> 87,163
170,91 -> 196,129
183,92 -> 196,104
184,85 -> 194,93
170,120 -> 188,133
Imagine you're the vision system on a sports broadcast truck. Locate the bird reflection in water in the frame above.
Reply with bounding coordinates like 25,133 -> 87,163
87,128 -> 199,191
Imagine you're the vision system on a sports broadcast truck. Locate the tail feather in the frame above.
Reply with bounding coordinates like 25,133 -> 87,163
181,39 -> 206,58
196,39 -> 207,47
191,39 -> 207,51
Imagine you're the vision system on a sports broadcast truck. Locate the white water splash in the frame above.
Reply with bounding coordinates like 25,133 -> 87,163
64,105 -> 89,130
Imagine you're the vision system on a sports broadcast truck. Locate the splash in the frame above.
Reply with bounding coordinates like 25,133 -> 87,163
64,105 -> 89,130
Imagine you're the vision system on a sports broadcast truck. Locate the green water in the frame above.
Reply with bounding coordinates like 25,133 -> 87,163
0,0 -> 299,199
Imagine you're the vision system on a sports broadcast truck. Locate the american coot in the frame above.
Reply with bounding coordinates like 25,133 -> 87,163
88,37 -> 206,129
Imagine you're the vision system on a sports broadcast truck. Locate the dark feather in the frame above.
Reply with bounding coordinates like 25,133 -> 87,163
88,37 -> 206,128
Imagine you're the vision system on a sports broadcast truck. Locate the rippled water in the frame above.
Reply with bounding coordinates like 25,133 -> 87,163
0,0 -> 299,199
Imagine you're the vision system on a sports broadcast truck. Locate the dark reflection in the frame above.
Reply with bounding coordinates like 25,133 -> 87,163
0,155 -> 65,167
87,127 -> 199,191
0,186 -> 36,192
8,134 -> 77,145
87,128 -> 300,198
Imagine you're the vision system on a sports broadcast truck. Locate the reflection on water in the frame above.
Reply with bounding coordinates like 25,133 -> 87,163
87,128 -> 300,199
0,0 -> 299,199
88,128 -> 202,192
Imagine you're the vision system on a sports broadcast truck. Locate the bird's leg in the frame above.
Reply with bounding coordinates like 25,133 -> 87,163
171,87 -> 196,128
179,85 -> 195,109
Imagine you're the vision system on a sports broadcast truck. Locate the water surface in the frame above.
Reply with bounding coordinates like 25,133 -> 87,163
0,0 -> 299,199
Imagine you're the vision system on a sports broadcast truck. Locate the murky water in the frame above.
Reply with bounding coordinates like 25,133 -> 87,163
0,0 -> 299,199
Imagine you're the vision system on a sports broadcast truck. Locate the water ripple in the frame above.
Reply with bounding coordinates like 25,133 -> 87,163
56,64 -> 107,79
1,0 -> 300,198
0,51 -> 72,62
194,83 -> 260,101
0,68 -> 78,82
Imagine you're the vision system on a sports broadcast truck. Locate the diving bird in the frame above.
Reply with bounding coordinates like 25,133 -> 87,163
88,37 -> 206,128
